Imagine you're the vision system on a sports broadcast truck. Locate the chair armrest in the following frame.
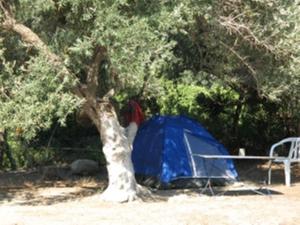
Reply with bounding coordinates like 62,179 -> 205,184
269,137 -> 299,157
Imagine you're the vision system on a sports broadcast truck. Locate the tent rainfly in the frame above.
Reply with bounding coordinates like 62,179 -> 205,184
132,115 -> 238,187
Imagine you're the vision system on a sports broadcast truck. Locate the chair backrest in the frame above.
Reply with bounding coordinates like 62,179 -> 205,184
289,138 -> 300,160
269,137 -> 300,161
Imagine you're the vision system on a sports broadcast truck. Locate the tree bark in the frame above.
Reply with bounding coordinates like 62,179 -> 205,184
0,2 -> 142,202
93,101 -> 138,202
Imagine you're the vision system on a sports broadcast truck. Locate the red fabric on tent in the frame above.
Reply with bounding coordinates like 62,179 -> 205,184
124,100 -> 144,126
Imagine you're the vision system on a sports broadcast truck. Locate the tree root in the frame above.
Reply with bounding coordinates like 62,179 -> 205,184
100,184 -> 152,203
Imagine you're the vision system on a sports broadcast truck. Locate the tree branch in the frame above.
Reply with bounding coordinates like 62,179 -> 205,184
0,1 -> 84,98
86,46 -> 107,97
0,0 -> 12,17
218,16 -> 276,54
220,40 -> 260,92
220,41 -> 256,75
1,2 -> 117,128
0,0 -> 15,29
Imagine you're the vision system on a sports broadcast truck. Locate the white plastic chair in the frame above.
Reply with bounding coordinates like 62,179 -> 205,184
268,137 -> 300,186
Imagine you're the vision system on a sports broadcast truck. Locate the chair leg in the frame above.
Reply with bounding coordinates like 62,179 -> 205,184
283,160 -> 291,186
268,160 -> 272,185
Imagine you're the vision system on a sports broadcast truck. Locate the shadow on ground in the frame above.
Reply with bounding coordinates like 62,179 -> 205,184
0,169 -> 107,206
235,160 -> 300,185
1,161 -> 299,205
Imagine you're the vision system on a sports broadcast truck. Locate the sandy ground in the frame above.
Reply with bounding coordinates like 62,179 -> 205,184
0,162 -> 300,225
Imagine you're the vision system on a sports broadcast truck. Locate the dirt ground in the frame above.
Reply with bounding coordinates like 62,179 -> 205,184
0,162 -> 300,225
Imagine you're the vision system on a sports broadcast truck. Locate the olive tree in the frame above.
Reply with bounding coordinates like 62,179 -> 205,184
0,0 -> 199,202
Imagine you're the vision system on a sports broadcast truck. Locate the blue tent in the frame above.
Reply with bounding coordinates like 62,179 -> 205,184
132,115 -> 238,185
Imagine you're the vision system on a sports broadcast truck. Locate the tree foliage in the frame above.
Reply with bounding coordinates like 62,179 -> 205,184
0,0 -> 192,138
0,0 -> 299,162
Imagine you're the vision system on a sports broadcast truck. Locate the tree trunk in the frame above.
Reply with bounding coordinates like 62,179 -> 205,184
87,100 -> 139,202
231,94 -> 244,150
0,3 -> 143,202
0,129 -> 5,167
0,129 -> 16,170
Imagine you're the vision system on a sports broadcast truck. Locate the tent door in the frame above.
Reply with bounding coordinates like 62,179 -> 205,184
184,131 -> 236,179
184,132 -> 197,177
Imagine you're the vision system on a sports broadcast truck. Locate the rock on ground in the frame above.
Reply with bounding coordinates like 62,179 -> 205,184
70,159 -> 99,175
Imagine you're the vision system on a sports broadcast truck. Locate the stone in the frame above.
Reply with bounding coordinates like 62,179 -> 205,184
70,159 -> 99,175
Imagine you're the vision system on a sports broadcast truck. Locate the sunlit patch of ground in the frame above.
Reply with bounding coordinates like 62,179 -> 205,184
0,162 -> 300,225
